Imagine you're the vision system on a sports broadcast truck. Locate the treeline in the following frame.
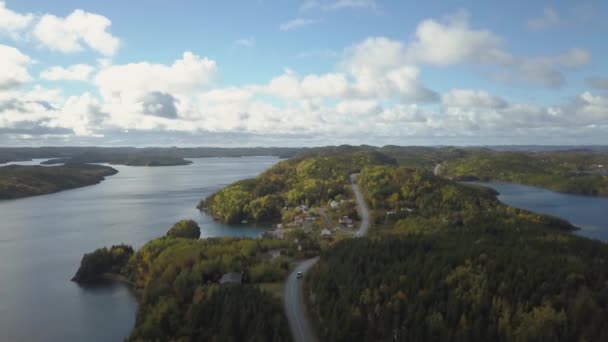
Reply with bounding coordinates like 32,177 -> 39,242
358,165 -> 574,233
306,231 -> 608,342
71,244 -> 134,283
74,221 -> 294,341
0,163 -> 118,199
0,146 -> 305,165
200,150 -> 397,223
440,151 -> 608,196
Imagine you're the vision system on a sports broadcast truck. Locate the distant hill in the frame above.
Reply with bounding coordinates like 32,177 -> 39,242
0,164 -> 118,199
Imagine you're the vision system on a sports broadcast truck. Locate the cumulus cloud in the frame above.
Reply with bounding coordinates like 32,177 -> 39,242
406,10 -> 510,66
404,10 -> 589,88
141,92 -> 179,119
94,52 -> 217,99
442,89 -> 507,108
33,9 -> 120,55
280,18 -> 318,31
0,6 -> 604,145
0,0 -> 33,38
527,8 -> 560,31
0,44 -> 31,90
40,64 -> 94,81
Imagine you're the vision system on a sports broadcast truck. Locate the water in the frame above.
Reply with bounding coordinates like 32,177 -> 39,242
0,157 -> 279,342
469,181 -> 608,242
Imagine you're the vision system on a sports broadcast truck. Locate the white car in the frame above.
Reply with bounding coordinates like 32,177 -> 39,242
297,271 -> 303,279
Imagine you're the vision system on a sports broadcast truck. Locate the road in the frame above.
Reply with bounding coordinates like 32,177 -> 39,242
284,257 -> 319,342
433,163 -> 442,176
284,173 -> 371,342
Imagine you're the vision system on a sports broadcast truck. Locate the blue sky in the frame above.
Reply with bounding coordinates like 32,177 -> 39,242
1,0 -> 607,146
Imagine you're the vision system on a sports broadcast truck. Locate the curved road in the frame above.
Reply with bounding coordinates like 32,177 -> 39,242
284,173 -> 370,342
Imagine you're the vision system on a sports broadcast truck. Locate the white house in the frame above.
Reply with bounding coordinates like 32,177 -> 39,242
321,229 -> 332,236
330,200 -> 339,210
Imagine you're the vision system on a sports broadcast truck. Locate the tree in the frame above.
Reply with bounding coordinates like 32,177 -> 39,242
166,220 -> 201,239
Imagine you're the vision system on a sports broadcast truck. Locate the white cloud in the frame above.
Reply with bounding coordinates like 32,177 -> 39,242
404,10 -> 589,88
94,51 -> 217,128
33,9 -> 120,55
40,64 -> 94,81
0,44 -> 31,90
0,0 -> 33,38
527,8 -> 560,30
234,37 -> 255,47
95,52 -> 217,100
342,37 -> 438,102
280,18 -> 318,31
442,89 -> 507,108
406,10 -> 510,66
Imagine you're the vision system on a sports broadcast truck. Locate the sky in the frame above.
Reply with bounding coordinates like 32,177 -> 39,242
0,0 -> 607,147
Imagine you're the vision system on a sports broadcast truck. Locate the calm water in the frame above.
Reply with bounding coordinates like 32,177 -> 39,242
0,157 -> 279,342
470,181 -> 608,242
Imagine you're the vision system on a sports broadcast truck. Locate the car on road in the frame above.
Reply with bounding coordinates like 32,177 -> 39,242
297,271 -> 303,278
354,232 -> 360,237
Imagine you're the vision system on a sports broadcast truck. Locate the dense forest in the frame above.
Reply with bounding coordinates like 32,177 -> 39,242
439,151 -> 608,196
200,150 -> 397,223
358,165 -> 575,234
74,222 -> 294,341
0,163 -> 118,199
71,244 -> 134,283
306,232 -> 608,342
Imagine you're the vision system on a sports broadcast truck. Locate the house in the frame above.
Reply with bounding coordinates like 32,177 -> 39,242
276,223 -> 283,229
294,216 -> 304,225
321,229 -> 332,236
330,200 -> 339,210
339,216 -> 353,225
219,272 -> 242,285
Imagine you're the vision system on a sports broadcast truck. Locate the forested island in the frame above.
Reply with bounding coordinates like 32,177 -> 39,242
0,164 -> 118,200
73,220 -> 293,341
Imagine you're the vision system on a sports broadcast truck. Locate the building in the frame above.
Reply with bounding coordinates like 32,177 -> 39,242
339,216 -> 353,225
321,229 -> 332,236
219,272 -> 243,285
330,200 -> 339,210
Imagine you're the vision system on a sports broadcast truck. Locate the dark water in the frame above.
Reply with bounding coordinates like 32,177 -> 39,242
0,157 -> 279,342
469,181 -> 608,242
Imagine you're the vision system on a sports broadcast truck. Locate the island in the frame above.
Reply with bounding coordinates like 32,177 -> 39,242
72,220 -> 292,341
0,163 -> 118,200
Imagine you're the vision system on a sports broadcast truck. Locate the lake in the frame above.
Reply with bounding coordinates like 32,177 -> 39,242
469,181 -> 608,242
0,157 -> 279,342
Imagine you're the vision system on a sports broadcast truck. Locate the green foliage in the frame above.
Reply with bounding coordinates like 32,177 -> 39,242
118,232 -> 294,341
307,233 -> 608,342
200,151 -> 397,223
166,219 -> 201,239
440,151 -> 608,196
72,244 -> 134,283
358,165 -> 575,233
0,164 -> 118,199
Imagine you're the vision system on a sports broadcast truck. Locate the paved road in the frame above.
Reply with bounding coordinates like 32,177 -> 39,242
284,173 -> 371,342
433,163 -> 442,176
284,257 -> 320,342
